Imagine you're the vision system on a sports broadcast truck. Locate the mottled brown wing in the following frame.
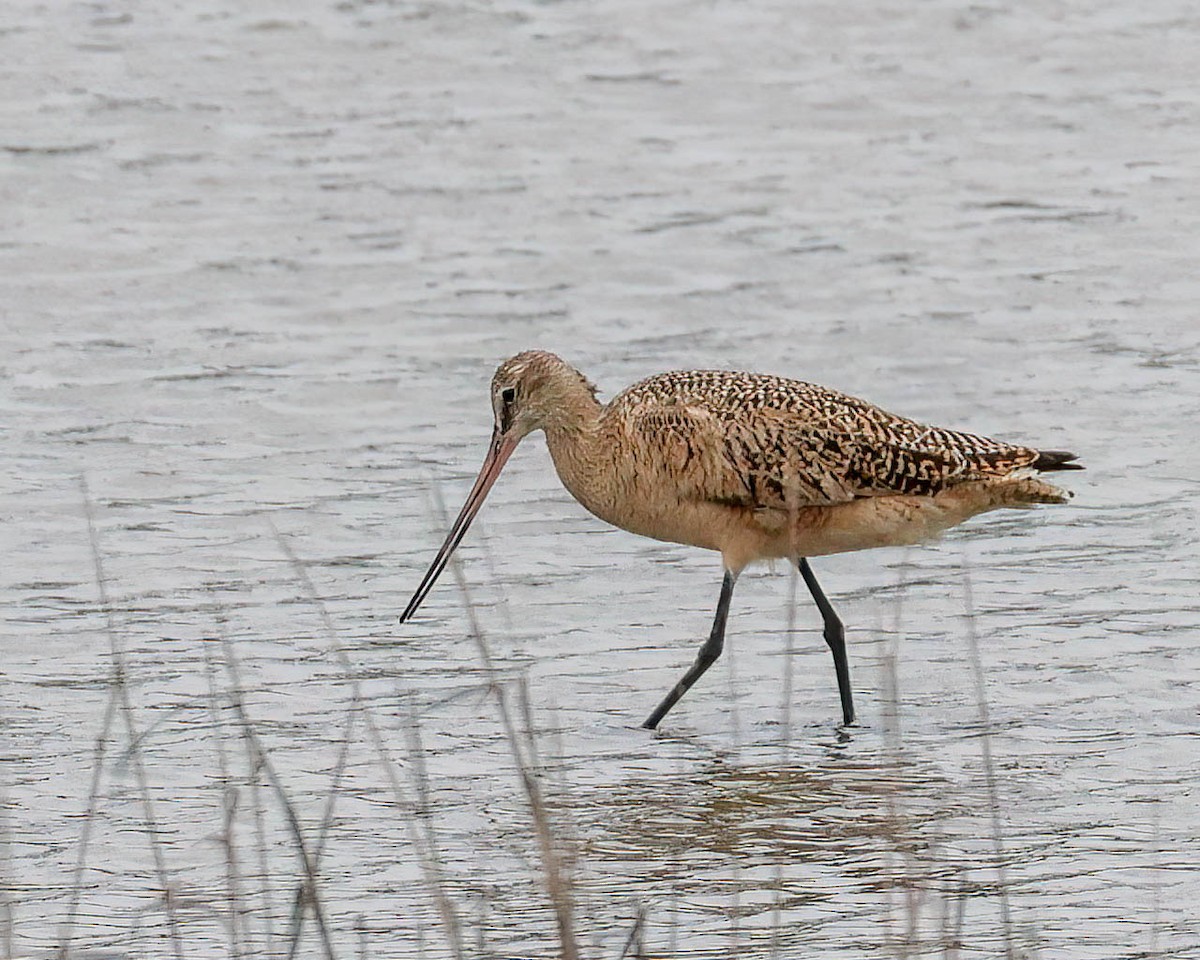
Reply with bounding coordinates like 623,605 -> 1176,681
629,402 -> 863,509
845,417 -> 1044,496
628,391 -> 1042,511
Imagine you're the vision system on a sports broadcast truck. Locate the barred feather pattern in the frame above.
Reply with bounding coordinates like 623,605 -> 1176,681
611,369 -> 1047,509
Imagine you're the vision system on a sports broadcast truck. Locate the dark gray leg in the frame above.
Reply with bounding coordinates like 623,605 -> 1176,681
797,558 -> 855,726
643,570 -> 737,730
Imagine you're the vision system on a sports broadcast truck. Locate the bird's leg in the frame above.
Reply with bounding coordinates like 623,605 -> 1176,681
797,558 -> 855,726
642,570 -> 738,730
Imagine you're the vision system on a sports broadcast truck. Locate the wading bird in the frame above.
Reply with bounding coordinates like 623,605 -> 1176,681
399,351 -> 1081,729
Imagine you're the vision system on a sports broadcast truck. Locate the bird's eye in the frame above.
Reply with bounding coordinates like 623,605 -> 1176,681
501,387 -> 515,404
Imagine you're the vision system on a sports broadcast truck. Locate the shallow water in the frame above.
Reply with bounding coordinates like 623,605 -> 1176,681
3,0 -> 1199,957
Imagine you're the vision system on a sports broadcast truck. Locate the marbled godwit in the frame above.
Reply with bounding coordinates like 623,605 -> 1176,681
400,351 -> 1081,729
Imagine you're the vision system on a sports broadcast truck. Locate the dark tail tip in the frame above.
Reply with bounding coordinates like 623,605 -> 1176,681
1034,449 -> 1084,471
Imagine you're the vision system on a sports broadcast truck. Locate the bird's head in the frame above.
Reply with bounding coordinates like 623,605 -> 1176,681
399,350 -> 595,623
489,350 -> 598,441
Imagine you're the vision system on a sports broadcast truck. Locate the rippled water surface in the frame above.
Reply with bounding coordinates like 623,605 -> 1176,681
4,1 -> 1199,958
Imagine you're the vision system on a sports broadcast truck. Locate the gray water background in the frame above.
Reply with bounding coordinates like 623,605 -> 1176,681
3,0 -> 1199,957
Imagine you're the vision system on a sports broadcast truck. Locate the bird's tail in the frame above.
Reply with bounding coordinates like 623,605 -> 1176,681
1033,449 -> 1083,472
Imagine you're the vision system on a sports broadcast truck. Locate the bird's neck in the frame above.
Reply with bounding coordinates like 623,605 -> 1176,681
541,386 -> 606,510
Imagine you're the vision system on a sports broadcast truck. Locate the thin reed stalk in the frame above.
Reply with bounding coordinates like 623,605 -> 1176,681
249,740 -> 277,958
616,906 -> 647,960
199,618 -> 274,955
286,704 -> 356,960
66,476 -> 183,960
269,521 -> 466,960
201,639 -> 246,960
218,631 -> 337,960
779,565 -> 798,755
58,682 -> 117,959
1,797 -> 14,958
429,487 -> 581,960
960,559 -> 1015,958
878,559 -> 912,957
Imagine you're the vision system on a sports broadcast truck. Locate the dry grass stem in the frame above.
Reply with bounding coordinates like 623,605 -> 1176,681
58,683 -> 118,959
219,632 -> 337,960
269,520 -> 466,960
66,475 -> 184,960
616,906 -> 647,960
1,799 -> 14,958
285,704 -> 356,960
430,486 -> 581,960
960,559 -> 1015,958
201,637 -> 246,960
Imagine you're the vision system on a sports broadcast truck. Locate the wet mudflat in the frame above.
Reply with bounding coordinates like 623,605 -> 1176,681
3,0 -> 1199,957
